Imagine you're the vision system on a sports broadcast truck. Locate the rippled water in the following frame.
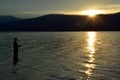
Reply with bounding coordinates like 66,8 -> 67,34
0,32 -> 120,80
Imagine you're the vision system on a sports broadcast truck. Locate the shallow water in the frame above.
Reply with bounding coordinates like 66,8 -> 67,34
0,32 -> 120,80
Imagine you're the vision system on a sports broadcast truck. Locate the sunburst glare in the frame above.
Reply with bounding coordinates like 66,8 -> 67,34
82,9 -> 102,17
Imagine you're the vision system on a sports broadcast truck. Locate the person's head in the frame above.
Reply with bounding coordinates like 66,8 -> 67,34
14,38 -> 17,42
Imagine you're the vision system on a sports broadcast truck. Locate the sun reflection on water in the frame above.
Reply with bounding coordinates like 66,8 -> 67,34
88,32 -> 96,54
85,32 -> 96,80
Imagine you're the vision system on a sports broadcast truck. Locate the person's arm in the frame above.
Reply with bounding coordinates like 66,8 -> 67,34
18,45 -> 21,47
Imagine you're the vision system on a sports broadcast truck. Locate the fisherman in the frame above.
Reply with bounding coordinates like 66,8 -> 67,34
13,38 -> 21,66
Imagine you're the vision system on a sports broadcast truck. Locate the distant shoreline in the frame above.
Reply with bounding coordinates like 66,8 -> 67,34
0,12 -> 120,31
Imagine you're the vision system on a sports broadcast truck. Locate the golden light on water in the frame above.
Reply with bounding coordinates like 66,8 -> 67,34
85,32 -> 96,79
88,32 -> 96,54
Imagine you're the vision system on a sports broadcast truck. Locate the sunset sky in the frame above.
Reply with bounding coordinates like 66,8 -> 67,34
0,0 -> 120,18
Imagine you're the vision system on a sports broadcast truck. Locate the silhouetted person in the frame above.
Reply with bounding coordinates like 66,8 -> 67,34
13,38 -> 21,66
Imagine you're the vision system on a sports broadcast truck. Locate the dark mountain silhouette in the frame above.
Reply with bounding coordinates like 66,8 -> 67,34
0,16 -> 22,24
0,12 -> 120,31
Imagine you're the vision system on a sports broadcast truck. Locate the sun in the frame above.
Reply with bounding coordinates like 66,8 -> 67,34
82,9 -> 102,17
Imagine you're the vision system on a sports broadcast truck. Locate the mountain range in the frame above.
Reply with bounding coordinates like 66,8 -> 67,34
0,16 -> 22,24
0,12 -> 120,31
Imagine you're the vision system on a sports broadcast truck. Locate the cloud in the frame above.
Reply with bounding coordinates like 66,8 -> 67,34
97,4 -> 120,13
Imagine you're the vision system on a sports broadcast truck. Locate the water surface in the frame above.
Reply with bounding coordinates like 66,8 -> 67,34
0,32 -> 119,80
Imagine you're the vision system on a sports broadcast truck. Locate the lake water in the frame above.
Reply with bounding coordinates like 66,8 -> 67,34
0,32 -> 120,80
